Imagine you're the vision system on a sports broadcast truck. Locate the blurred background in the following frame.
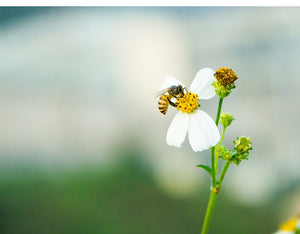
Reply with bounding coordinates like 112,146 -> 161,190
0,7 -> 299,233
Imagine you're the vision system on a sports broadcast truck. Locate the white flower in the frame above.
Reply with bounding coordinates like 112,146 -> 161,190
159,68 -> 220,152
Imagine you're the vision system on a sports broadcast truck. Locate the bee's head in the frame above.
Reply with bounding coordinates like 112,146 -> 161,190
178,85 -> 183,93
178,85 -> 187,95
169,85 -> 186,96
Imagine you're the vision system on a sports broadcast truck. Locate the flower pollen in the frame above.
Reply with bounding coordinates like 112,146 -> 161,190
214,67 -> 238,86
176,92 -> 199,114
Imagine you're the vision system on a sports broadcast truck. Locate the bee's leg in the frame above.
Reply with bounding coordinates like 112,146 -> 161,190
166,96 -> 177,108
169,100 -> 177,107
168,98 -> 177,107
165,95 -> 177,108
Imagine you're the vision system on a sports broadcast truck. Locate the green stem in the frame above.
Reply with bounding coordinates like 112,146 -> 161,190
202,162 -> 231,234
215,98 -> 223,126
211,97 -> 224,187
210,147 -> 216,187
201,162 -> 231,234
220,126 -> 226,144
202,97 -> 224,234
214,150 -> 218,178
201,190 -> 218,234
218,161 -> 231,185
214,126 -> 226,176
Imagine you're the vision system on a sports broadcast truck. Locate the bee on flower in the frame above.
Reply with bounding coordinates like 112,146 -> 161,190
157,84 -> 186,115
157,68 -> 220,152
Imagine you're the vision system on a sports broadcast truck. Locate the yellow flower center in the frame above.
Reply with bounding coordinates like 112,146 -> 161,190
214,67 -> 238,86
279,218 -> 298,231
175,92 -> 199,114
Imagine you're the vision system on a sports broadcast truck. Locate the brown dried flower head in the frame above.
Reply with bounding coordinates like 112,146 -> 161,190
214,67 -> 238,86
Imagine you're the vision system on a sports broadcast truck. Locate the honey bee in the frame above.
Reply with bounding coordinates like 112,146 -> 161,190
157,85 -> 186,115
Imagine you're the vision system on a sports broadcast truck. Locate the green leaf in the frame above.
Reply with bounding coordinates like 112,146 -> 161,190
196,165 -> 212,176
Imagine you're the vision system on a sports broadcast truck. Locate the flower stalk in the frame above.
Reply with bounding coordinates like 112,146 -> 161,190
202,97 -> 225,234
214,124 -> 226,182
200,66 -> 250,233
215,97 -> 223,126
218,161 -> 231,186
201,190 -> 218,234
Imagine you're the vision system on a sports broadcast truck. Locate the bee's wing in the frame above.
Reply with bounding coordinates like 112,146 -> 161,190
155,88 -> 169,97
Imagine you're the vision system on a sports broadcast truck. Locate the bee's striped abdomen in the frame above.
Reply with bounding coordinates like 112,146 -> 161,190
158,95 -> 169,115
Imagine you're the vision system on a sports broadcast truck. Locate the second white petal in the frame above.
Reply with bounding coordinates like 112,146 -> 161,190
166,112 -> 189,148
189,68 -> 216,100
188,110 -> 220,152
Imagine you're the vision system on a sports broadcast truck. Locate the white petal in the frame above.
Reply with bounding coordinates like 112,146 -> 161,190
159,75 -> 185,91
166,112 -> 189,148
189,68 -> 216,100
188,110 -> 220,152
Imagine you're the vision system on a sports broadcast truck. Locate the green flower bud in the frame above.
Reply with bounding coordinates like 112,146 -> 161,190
220,113 -> 234,128
229,137 -> 253,165
212,81 -> 232,98
222,150 -> 233,161
232,158 -> 242,165
215,144 -> 226,157
234,137 -> 252,153
236,152 -> 249,160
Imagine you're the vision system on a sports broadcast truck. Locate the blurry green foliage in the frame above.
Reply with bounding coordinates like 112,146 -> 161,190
0,154 -> 278,234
